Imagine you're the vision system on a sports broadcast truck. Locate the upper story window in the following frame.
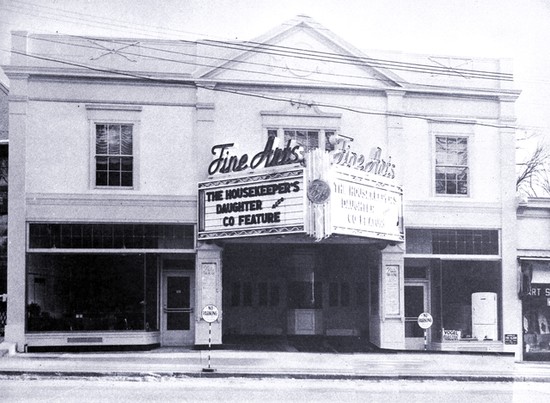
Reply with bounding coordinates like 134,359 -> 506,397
284,129 -> 319,151
95,124 -> 133,187
267,128 -> 337,152
435,136 -> 468,195
86,104 -> 141,190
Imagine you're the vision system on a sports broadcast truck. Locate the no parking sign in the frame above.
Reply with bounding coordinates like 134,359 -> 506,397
202,304 -> 219,323
417,312 -> 433,351
417,312 -> 433,329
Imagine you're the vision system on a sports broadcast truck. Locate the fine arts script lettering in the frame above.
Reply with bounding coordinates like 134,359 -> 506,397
207,136 -> 396,179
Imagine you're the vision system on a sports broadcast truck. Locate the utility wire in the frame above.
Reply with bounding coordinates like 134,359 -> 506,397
4,48 -> 518,130
11,32 -> 517,95
11,33 -> 399,89
3,2 -> 513,81
195,39 -> 512,81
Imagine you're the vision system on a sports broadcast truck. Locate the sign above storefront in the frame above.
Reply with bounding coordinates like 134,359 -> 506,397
198,168 -> 306,240
527,286 -> 550,297
329,164 -> 403,242
207,137 -> 303,176
199,135 -> 403,242
332,143 -> 396,180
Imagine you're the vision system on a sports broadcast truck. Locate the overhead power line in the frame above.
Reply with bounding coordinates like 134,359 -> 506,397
195,39 -> 512,81
3,1 -> 513,82
4,48 -> 518,130
12,32 -> 514,92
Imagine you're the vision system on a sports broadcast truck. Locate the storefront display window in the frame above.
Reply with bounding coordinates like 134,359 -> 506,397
521,261 -> 550,360
437,260 -> 500,342
26,254 -> 158,332
523,298 -> 550,357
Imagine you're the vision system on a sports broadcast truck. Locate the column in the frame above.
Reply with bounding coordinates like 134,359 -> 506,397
195,242 -> 223,345
378,244 -> 405,350
385,90 -> 405,185
5,74 -> 29,352
500,95 -> 522,359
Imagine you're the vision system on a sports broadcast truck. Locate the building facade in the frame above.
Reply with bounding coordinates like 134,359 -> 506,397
517,197 -> 550,361
3,16 -> 523,357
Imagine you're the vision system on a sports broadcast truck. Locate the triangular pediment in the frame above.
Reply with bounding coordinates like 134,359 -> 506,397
197,16 -> 405,88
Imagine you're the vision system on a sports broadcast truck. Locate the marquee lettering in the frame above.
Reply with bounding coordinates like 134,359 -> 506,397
331,142 -> 396,179
204,180 -> 301,229
208,137 -> 303,176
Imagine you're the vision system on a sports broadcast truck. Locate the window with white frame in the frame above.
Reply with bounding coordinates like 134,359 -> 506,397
435,136 -> 468,195
267,128 -> 337,152
95,123 -> 133,187
86,104 -> 141,189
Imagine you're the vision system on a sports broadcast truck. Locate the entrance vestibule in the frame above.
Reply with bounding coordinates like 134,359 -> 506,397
222,243 -> 378,340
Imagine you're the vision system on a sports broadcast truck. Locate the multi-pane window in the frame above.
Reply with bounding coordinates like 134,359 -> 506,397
28,223 -> 194,250
284,129 -> 319,151
268,128 -> 337,152
406,229 -> 499,255
95,124 -> 133,187
435,136 -> 468,195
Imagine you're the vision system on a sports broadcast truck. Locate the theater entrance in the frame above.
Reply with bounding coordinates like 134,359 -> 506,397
222,243 -> 378,351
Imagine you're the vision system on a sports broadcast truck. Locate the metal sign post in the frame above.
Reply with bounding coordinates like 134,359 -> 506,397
417,312 -> 433,351
201,304 -> 219,373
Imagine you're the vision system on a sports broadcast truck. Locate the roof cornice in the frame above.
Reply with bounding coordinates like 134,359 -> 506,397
1,65 -> 194,83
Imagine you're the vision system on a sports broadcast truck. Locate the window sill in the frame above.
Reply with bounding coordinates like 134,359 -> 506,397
94,186 -> 135,190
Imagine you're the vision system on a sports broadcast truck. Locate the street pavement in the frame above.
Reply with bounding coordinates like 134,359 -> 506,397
1,346 -> 550,382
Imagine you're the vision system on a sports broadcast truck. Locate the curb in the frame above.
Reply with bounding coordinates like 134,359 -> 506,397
1,370 -> 549,383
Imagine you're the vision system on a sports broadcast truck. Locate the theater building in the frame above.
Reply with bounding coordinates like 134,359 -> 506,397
3,16 -> 522,356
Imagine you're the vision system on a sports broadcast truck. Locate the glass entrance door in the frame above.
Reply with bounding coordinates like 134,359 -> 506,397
161,270 -> 194,346
404,282 -> 429,350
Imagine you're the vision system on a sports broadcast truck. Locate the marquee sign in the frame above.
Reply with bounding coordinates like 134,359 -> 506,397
198,136 -> 403,242
198,168 -> 306,239
330,164 -> 403,242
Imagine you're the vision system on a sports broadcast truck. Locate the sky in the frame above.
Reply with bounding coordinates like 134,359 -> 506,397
1,0 -> 550,145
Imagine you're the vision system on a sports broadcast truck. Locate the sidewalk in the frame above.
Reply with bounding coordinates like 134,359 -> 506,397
1,347 -> 550,382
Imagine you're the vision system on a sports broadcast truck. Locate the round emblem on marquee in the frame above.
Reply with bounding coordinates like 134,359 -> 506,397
307,179 -> 331,204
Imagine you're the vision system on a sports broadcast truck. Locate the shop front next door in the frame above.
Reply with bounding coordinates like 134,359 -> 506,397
161,270 -> 194,346
404,281 -> 429,350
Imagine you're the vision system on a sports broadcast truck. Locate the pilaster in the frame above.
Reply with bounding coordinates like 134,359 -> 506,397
194,242 -> 223,345
385,90 -> 405,185
377,243 -> 405,350
5,75 -> 28,352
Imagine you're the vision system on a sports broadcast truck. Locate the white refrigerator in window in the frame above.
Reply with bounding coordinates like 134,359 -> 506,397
472,292 -> 498,341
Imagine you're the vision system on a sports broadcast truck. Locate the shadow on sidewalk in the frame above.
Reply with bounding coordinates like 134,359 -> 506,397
221,335 -> 383,353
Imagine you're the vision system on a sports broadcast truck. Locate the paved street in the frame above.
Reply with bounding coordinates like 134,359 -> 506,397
1,377 -> 550,402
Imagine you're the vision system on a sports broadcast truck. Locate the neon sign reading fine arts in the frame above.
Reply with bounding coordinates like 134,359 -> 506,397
207,137 -> 396,179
